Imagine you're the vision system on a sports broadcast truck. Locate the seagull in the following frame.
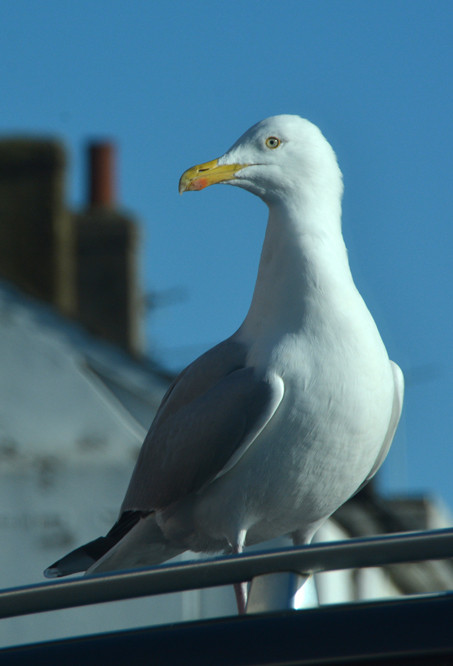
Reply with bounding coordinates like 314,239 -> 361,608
45,115 -> 404,613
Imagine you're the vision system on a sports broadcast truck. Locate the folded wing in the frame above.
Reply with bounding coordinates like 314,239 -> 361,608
122,337 -> 284,511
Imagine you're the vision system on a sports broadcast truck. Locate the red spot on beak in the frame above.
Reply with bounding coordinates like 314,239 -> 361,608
191,177 -> 209,191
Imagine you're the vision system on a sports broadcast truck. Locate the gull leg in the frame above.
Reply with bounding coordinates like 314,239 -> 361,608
232,530 -> 248,615
234,581 -> 248,615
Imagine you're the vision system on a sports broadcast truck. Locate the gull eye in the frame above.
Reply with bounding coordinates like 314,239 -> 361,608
265,136 -> 281,149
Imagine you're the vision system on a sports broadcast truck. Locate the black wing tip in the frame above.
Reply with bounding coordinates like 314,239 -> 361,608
43,542 -> 102,579
43,513 -> 144,579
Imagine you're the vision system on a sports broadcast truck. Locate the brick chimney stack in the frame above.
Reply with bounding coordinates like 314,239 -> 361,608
0,139 -> 75,315
74,141 -> 141,354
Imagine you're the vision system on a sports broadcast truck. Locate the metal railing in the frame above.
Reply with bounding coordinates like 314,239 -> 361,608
0,527 -> 452,620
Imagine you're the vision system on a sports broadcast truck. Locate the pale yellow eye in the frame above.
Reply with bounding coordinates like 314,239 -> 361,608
265,136 -> 281,149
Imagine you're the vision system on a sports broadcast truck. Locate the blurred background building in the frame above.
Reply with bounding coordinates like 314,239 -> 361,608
0,136 -> 451,647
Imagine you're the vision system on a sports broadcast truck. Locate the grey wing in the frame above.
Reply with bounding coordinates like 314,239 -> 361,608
122,337 -> 284,512
362,360 -> 404,487
150,337 -> 248,426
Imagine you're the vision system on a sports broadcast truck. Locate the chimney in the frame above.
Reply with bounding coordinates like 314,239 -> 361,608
0,138 -> 75,314
74,141 -> 142,354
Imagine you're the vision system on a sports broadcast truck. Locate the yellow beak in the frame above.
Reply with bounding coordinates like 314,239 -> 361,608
179,158 -> 248,194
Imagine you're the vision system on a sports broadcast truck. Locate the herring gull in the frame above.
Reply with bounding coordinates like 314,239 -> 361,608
45,115 -> 404,613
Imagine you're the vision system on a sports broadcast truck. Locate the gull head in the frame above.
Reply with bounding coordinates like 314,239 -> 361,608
179,115 -> 343,208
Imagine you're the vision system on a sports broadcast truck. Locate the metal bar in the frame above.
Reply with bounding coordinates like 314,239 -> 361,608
0,527 -> 452,621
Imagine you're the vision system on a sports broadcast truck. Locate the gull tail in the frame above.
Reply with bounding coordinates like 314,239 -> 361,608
44,511 -> 184,578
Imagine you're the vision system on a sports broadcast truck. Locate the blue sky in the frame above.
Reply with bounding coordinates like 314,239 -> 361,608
1,1 -> 453,513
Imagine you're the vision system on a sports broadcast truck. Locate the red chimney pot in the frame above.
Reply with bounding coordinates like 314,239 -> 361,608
88,142 -> 116,207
